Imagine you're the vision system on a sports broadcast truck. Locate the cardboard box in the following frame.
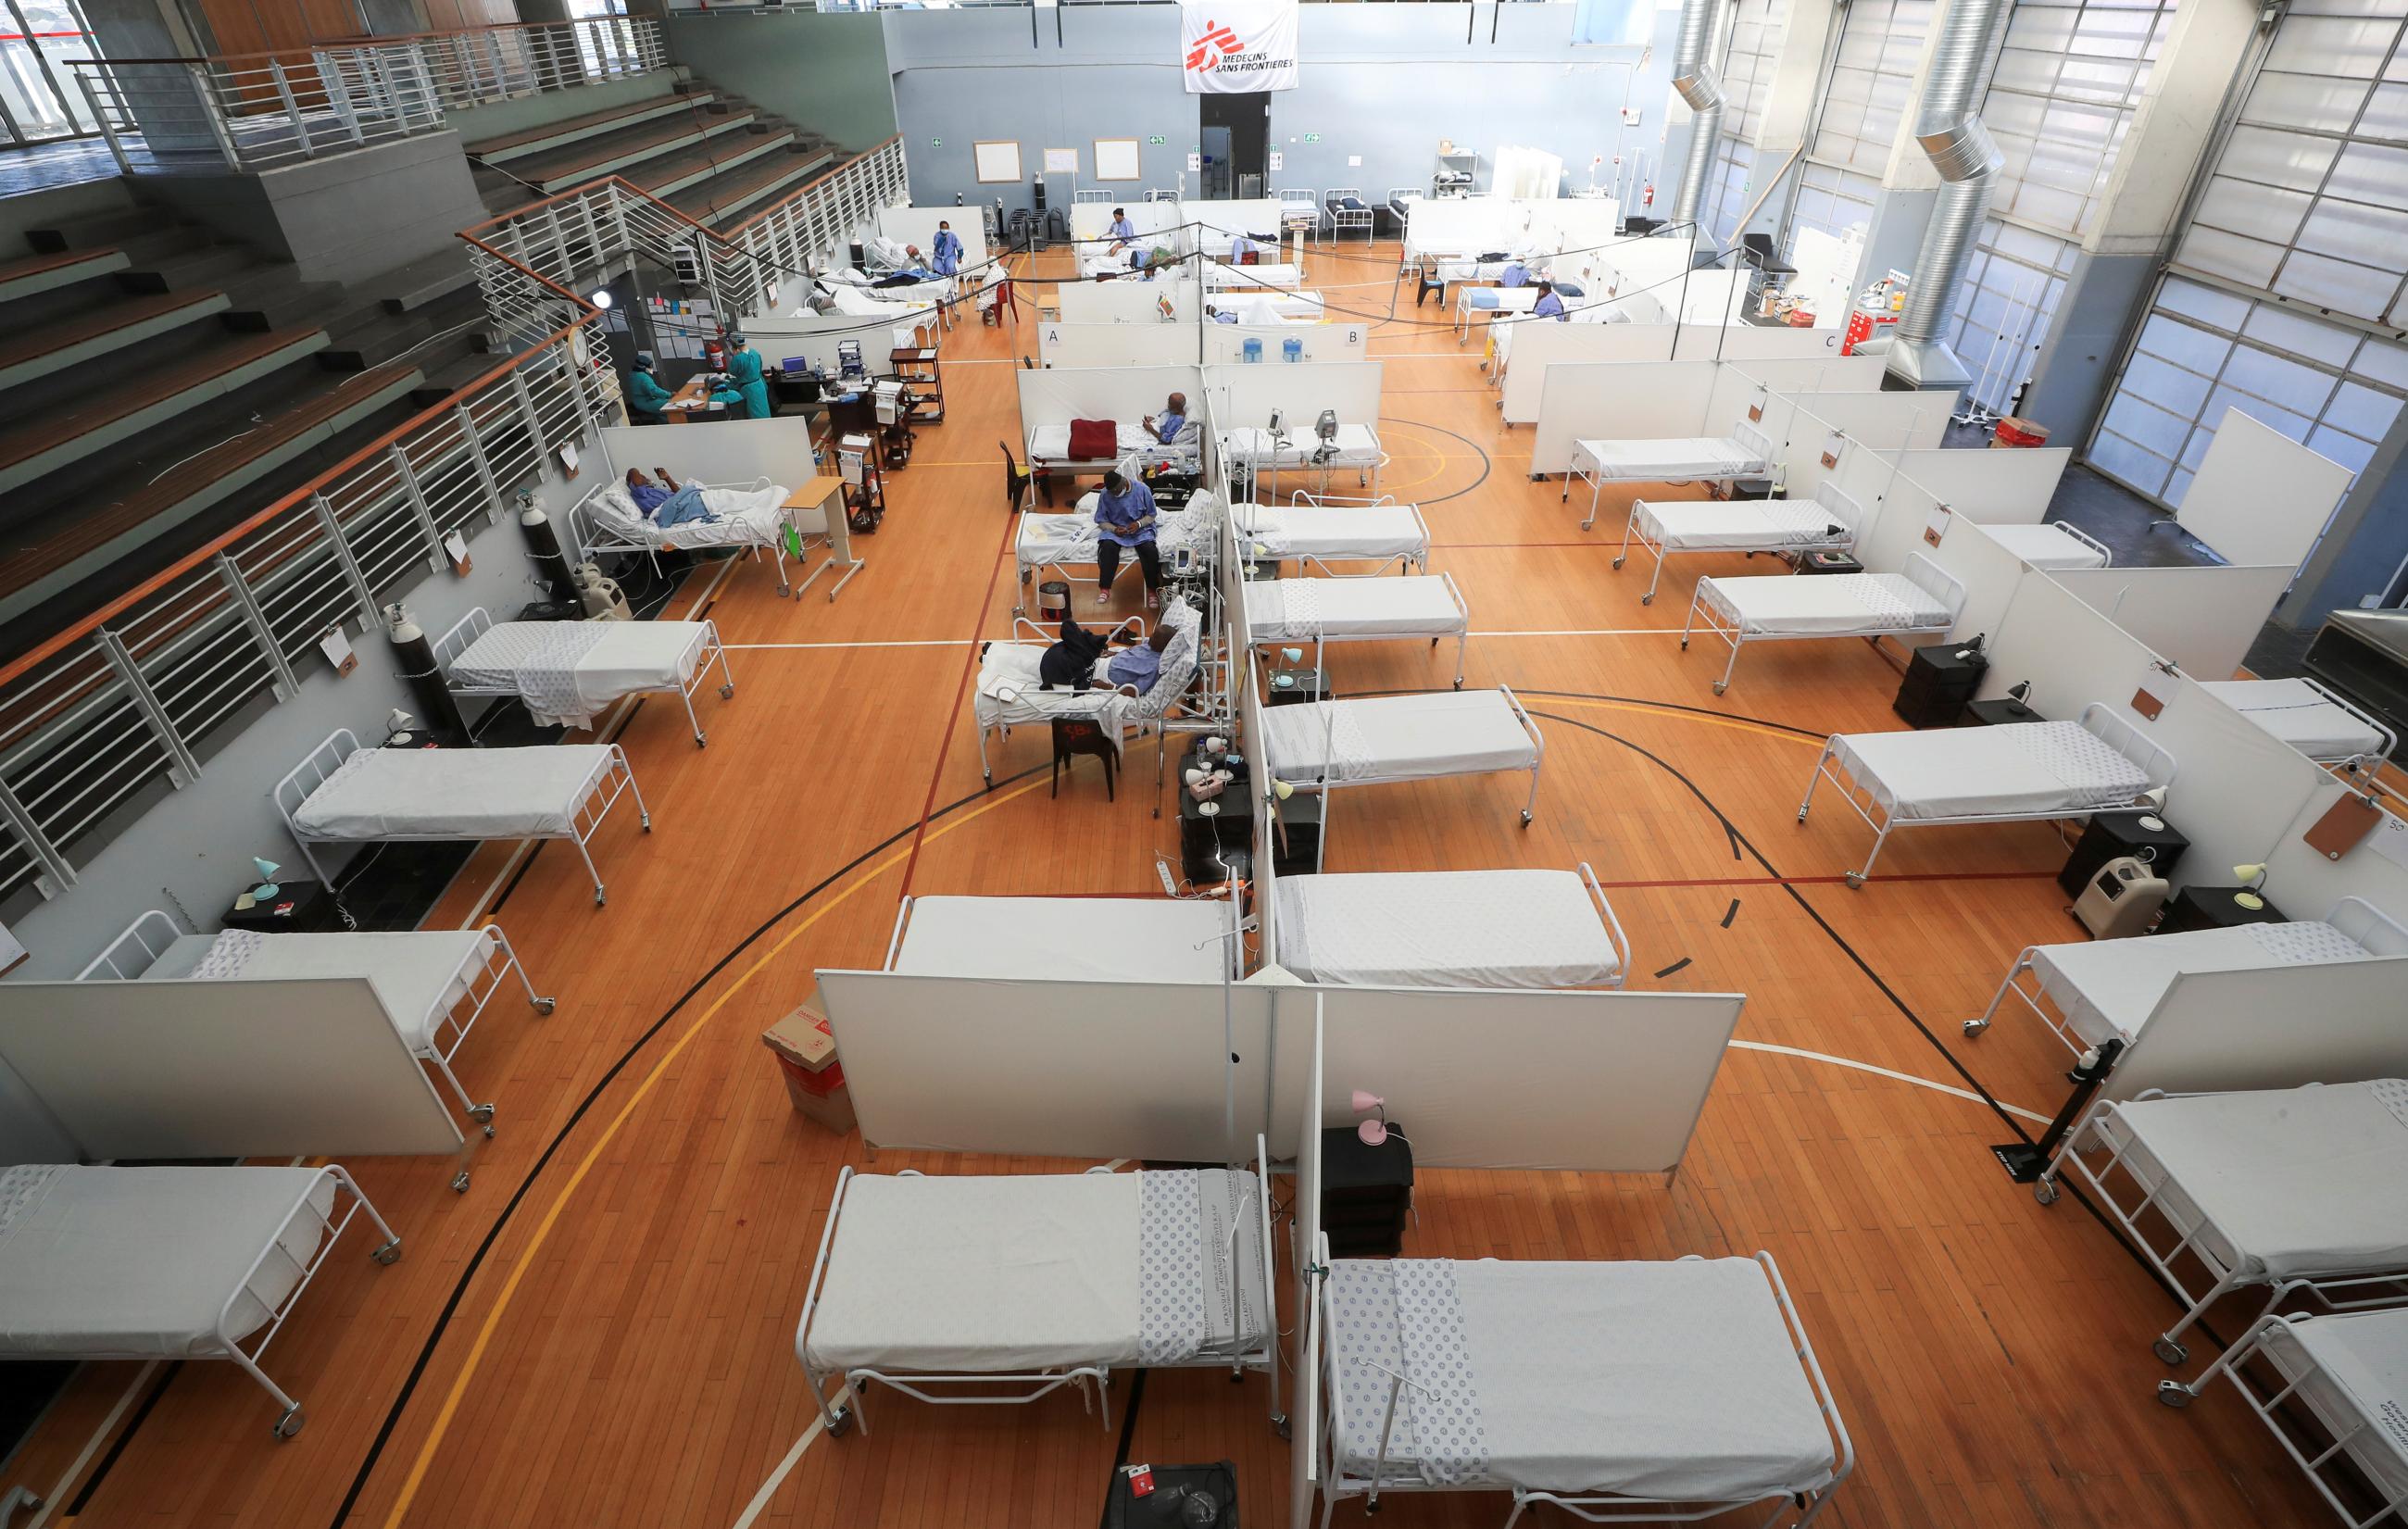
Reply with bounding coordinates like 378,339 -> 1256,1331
762,985 -> 857,1134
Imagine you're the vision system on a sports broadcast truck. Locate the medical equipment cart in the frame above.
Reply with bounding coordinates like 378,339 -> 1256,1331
886,346 -> 945,425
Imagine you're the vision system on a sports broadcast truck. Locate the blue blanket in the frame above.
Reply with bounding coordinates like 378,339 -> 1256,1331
652,484 -> 716,529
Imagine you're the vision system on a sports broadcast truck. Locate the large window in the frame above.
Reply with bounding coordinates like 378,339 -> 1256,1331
1810,0 -> 1934,173
1699,0 -> 1787,246
1787,160 -> 1880,246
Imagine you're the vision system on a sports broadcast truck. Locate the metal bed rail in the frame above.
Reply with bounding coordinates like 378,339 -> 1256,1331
1615,483 -> 1868,606
1680,558 -> 1964,696
433,606 -> 736,747
1576,860 -> 1633,990
565,478 -> 800,599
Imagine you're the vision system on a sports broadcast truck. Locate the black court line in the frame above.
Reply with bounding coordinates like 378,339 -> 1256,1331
1652,958 -> 1693,979
1721,898 -> 1741,929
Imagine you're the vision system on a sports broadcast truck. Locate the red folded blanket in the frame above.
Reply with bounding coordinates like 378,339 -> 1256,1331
1069,418 -> 1118,460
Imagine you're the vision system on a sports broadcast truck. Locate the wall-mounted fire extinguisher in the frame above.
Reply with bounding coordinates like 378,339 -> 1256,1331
702,331 -> 727,372
1642,182 -> 1655,208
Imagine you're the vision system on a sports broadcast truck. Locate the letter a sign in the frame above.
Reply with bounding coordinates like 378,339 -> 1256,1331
1182,0 -> 1299,93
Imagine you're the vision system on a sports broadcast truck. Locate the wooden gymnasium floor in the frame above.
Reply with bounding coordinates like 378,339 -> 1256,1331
2,238 -> 2348,1529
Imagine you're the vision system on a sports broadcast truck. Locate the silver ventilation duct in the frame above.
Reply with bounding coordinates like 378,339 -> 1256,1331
1862,0 -> 2011,390
1668,0 -> 1727,234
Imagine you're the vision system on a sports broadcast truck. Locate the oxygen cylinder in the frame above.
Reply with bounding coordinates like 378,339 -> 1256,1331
519,502 -> 577,599
384,604 -> 469,739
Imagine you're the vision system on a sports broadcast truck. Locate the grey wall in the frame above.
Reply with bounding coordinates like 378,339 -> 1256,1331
664,9 -> 897,153
2022,250 -> 2157,445
2287,421 -> 2408,629
882,4 -> 1672,216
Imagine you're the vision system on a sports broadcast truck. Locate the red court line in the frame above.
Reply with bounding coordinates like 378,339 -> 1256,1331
1433,540 -> 1637,550
897,510 -> 1022,898
1597,870 -> 2062,890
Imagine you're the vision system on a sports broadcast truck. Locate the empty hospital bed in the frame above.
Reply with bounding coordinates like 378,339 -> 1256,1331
973,596 -> 1214,786
2160,1308 -> 2408,1523
1233,494 -> 1428,575
1203,261 -> 1304,291
572,477 -> 802,597
2041,1081 -> 2408,1385
1257,686 -> 1546,847
1564,422 -> 1778,530
0,1163 -> 400,1439
1797,702 -> 2176,885
277,730 -> 651,906
1963,895 -> 2408,1049
1222,423 -> 1384,495
1616,482 -> 1869,605
884,893 -> 1239,982
2200,677 -> 2397,763
1243,572 -> 1470,687
1682,554 -> 1967,695
796,1145 -> 1279,1436
434,608 -> 734,748
1324,188 -> 1374,241
1983,520 -> 2113,570
1317,1247 -> 1852,1526
1275,864 -> 1628,988
82,909 -> 556,1160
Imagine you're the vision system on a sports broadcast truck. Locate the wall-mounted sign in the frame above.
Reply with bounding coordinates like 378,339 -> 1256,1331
1181,0 -> 1299,94
1148,135 -> 1167,145
931,137 -> 942,147
1301,132 -> 1321,143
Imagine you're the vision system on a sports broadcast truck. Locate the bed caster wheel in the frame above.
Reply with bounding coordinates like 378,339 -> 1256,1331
719,683 -> 734,699
273,1405 -> 306,1440
1712,682 -> 1728,696
1453,679 -> 1464,690
695,734 -> 708,748
2153,1337 -> 2189,1366
825,1408 -> 853,1438
594,890 -> 608,907
2156,1381 -> 2192,1409
470,1103 -> 495,1126
640,813 -> 654,832
1642,595 -> 1656,608
1273,1413 -> 1291,1439
372,1239 -> 403,1265
778,583 -> 794,599
1679,638 -> 1689,651
1962,1018 -> 1988,1037
1612,556 -> 1626,570
1844,871 -> 1865,889
2032,1178 -> 2059,1207
1520,809 -> 1533,827
452,1172 -> 470,1193
1364,1499 -> 1384,1516
534,996 -> 558,1015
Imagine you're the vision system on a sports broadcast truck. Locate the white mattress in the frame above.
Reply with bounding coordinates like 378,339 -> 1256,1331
1221,425 -> 1382,469
1636,499 -> 1850,552
0,1166 -> 336,1355
893,896 -> 1232,983
451,620 -> 704,696
1242,577 -> 1462,641
805,1172 -> 1141,1372
1211,291 -> 1325,324
2264,1311 -> 2408,1499
1461,288 -> 1541,315
1828,720 -> 2154,821
1027,422 -> 1196,470
1016,504 -> 1212,565
2096,1082 -> 2408,1283
1699,572 -> 1954,635
2201,678 -> 2389,760
1576,436 -> 1769,483
1204,262 -> 1302,290
1328,1257 -> 1837,1499
291,745 -> 613,840
145,929 -> 497,1049
1260,690 -> 1536,784
2032,918 -> 2376,1048
1232,505 -> 1424,561
1276,870 -> 1618,987
585,483 -> 791,551
1983,522 -> 2110,570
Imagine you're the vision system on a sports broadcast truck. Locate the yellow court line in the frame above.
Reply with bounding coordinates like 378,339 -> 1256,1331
377,771 -> 1054,1529
1524,694 -> 1827,748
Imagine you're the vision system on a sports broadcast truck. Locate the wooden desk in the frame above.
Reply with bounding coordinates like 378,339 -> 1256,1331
663,376 -> 724,424
783,474 -> 862,601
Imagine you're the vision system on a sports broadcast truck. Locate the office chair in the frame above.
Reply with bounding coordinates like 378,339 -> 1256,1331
1000,441 -> 1032,514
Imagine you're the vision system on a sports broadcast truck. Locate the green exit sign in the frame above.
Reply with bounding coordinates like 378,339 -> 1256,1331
1148,135 -> 1166,145
930,138 -> 941,147
1301,132 -> 1321,143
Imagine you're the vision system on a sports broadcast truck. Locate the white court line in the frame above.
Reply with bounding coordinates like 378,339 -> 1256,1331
22,1360 -> 160,1529
728,1406 -> 833,1529
1728,1039 -> 2051,1125
721,631 -> 1686,654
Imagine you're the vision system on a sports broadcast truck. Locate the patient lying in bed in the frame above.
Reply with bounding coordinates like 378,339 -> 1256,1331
1034,620 -> 1172,694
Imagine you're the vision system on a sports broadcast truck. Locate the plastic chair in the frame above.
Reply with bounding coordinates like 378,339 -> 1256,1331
1000,441 -> 1032,514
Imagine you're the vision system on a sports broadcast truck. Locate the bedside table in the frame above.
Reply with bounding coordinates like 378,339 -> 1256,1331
1263,668 -> 1331,707
2157,885 -> 2286,935
224,878 -> 343,934
1321,1124 -> 1412,1257
1963,697 -> 2041,727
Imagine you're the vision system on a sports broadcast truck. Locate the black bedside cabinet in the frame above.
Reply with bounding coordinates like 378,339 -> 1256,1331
1894,644 -> 1987,728
1321,1124 -> 1412,1257
2158,885 -> 2285,935
224,878 -> 343,934
2057,811 -> 2189,899
1178,750 -> 1253,885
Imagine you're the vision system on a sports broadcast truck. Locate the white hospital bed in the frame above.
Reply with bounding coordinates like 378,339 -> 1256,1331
571,477 -> 802,597
0,1163 -> 400,1439
1204,261 -> 1304,291
434,608 -> 734,748
276,729 -> 651,906
1324,188 -> 1374,242
973,596 -> 1217,786
1385,188 -> 1423,234
82,909 -> 555,1163
1257,686 -> 1546,861
2035,1082 -> 2408,1376
1963,895 -> 2408,1050
1797,702 -> 2176,885
1984,520 -> 2113,570
1317,1246 -> 1852,1526
821,276 -> 945,342
2160,1308 -> 2408,1524
884,893 -> 1239,982
1682,553 -> 1967,695
1013,490 -> 1220,610
1234,493 -> 1428,576
1565,422 -> 1778,531
1275,864 -> 1628,988
1277,187 -> 1321,241
796,1143 -> 1280,1436
1222,424 -> 1384,495
1026,421 -> 1199,495
1208,290 -> 1326,325
1455,282 -> 1539,345
1242,571 -> 1470,688
1617,482 -> 1870,606
2201,677 -> 2397,764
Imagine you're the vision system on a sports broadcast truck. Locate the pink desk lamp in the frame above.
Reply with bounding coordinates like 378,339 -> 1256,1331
1350,1089 -> 1388,1147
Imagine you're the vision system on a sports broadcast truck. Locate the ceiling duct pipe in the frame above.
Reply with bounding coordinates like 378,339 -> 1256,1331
1861,0 -> 2011,390
1667,0 -> 1727,239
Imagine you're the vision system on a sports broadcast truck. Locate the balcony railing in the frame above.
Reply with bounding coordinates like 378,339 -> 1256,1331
0,259 -> 618,909
316,18 -> 671,113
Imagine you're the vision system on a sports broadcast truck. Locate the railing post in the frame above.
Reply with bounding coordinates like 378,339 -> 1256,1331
483,30 -> 508,100
77,73 -> 132,176
215,555 -> 300,701
318,48 -> 365,144
95,629 -> 203,789
510,367 -> 552,465
192,62 -> 243,170
312,491 -> 382,624
456,402 -> 508,523
386,445 -> 448,571
268,58 -> 312,158
0,774 -> 75,897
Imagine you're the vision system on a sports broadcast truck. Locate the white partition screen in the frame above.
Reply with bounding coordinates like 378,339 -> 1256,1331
1531,360 -> 1718,475
2110,959 -> 2408,1103
0,977 -> 464,1159
2176,409 -> 2356,572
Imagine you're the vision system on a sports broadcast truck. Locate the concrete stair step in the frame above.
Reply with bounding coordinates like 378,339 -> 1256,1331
0,289 -> 235,394
510,107 -> 757,193
114,245 -> 257,296
669,144 -> 838,228
463,85 -> 714,164
373,248 -> 478,314
21,208 -> 172,254
0,246 -> 131,304
627,127 -> 795,201
217,267 -> 345,332
407,349 -> 504,409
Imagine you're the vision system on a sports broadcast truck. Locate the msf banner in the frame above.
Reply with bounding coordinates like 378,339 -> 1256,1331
1182,0 -> 1299,93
